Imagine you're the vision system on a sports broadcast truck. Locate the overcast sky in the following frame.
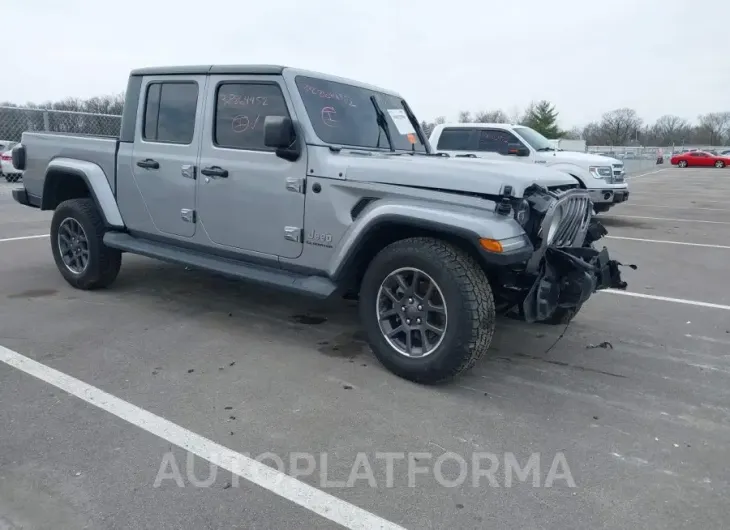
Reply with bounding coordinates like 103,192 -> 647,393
4,0 -> 728,127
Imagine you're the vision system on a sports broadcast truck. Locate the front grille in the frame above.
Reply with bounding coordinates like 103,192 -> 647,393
551,195 -> 592,247
527,189 -> 592,273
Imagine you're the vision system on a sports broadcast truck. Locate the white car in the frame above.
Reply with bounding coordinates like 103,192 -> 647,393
429,123 -> 630,213
0,141 -> 22,182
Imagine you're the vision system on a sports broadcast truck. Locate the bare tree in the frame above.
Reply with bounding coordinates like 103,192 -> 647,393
651,114 -> 691,146
473,110 -> 509,123
597,108 -> 643,146
697,112 -> 730,145
458,110 -> 472,123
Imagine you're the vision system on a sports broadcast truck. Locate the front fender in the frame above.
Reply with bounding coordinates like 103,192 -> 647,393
44,158 -> 124,228
548,163 -> 593,187
327,198 -> 527,279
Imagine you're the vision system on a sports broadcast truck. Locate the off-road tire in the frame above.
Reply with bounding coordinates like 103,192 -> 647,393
50,198 -> 122,290
593,204 -> 611,214
359,237 -> 495,384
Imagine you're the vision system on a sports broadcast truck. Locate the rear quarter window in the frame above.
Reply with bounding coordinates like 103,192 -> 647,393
436,128 -> 475,150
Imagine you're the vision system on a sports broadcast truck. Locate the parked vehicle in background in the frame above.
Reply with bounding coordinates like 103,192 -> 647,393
0,141 -> 22,182
10,64 -> 627,385
719,149 -> 730,156
670,151 -> 730,168
429,123 -> 629,213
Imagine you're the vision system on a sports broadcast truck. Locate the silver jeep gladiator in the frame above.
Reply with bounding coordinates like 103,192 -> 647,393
10,65 -> 627,384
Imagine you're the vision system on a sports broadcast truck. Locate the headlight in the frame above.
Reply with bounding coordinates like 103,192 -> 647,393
514,199 -> 530,226
589,166 -> 612,179
546,205 -> 563,244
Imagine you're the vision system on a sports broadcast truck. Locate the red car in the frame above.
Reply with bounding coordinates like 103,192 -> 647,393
670,151 -> 730,168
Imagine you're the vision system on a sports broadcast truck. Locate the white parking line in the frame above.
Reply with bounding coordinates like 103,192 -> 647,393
602,290 -> 730,311
0,346 -> 406,530
606,236 -> 730,249
604,215 -> 730,225
625,168 -> 669,180
0,234 -> 49,243
623,203 -> 728,212
627,193 -> 728,203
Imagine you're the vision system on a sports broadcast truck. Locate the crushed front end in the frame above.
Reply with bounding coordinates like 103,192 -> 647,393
496,185 -> 629,323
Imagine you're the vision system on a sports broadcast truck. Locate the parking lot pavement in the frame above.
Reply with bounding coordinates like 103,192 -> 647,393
1,171 -> 730,530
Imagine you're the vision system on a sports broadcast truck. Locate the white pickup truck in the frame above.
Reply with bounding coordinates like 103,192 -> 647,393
429,123 -> 629,213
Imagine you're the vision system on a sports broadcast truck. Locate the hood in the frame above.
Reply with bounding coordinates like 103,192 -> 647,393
338,152 -> 577,197
544,150 -> 622,166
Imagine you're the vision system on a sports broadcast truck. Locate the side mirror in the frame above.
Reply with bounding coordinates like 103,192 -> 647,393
263,116 -> 300,161
507,143 -> 530,157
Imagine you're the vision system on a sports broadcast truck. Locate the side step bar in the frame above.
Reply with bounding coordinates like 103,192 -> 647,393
103,232 -> 337,299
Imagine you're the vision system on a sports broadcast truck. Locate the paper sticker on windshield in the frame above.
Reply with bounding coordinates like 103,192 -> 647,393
386,109 -> 416,135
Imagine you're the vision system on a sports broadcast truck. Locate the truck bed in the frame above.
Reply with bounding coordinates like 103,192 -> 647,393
20,132 -> 119,200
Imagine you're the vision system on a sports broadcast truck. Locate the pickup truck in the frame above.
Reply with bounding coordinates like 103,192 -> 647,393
429,123 -> 630,213
10,64 -> 627,384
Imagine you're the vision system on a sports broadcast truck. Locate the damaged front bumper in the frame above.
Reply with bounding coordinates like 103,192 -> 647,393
522,237 -> 627,322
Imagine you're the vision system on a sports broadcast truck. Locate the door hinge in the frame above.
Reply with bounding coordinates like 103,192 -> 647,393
181,209 -> 196,223
284,226 -> 302,242
181,164 -> 197,179
285,177 -> 305,194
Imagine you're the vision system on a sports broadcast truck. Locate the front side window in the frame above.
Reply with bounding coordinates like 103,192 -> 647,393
214,82 -> 291,151
477,129 -> 521,155
295,76 -> 427,153
143,82 -> 199,144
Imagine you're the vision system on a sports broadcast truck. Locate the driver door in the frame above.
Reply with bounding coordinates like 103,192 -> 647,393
475,129 -> 532,165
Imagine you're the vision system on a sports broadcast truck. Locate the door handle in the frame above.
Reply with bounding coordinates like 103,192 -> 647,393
137,159 -> 159,169
201,166 -> 228,178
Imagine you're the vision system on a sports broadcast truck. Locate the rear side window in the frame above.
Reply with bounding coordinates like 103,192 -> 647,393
143,82 -> 199,144
436,128 -> 475,150
477,129 -> 520,155
214,82 -> 290,151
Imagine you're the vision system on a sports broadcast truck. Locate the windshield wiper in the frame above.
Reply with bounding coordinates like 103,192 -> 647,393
536,147 -> 556,152
399,99 -> 432,155
369,95 -> 395,152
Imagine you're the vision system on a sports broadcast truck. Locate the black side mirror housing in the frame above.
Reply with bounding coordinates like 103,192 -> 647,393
507,143 -> 530,157
263,116 -> 300,161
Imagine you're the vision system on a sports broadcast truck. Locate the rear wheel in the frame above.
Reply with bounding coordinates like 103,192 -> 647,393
678,160 -> 688,168
715,160 -> 725,168
359,237 -> 495,384
50,198 -> 122,290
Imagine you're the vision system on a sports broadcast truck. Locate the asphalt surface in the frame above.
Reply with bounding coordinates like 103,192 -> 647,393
1,165 -> 729,529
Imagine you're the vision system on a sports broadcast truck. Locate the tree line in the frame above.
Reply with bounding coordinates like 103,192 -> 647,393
1,93 -> 728,147
421,101 -> 730,147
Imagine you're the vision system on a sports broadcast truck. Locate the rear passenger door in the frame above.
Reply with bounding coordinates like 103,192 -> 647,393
131,76 -> 206,238
196,75 -> 307,258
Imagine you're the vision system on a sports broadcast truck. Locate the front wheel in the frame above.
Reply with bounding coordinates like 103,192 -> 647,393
50,198 -> 122,290
359,237 -> 495,384
715,161 -> 725,168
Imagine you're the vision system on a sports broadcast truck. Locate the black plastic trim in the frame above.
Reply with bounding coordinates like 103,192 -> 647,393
104,232 -> 336,299
129,65 -> 286,77
12,188 -> 40,208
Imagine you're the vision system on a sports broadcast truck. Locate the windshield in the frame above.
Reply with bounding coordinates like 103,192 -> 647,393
513,126 -> 554,151
295,76 -> 428,153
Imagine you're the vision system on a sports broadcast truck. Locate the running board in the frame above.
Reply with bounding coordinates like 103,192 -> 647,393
103,232 -> 337,299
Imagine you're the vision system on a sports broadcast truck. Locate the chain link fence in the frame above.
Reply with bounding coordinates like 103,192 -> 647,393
0,106 -> 121,142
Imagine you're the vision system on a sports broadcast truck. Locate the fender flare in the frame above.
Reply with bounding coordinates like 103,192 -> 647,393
327,200 -> 525,279
43,158 -> 125,228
